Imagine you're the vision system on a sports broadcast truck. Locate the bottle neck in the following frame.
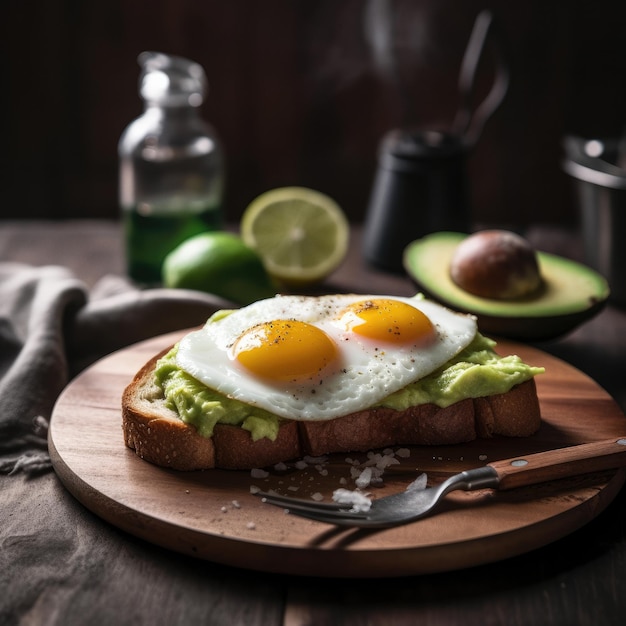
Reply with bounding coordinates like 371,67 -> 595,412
143,101 -> 203,121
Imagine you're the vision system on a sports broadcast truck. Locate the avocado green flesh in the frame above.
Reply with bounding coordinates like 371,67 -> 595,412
155,348 -> 282,442
403,232 -> 609,341
154,336 -> 543,442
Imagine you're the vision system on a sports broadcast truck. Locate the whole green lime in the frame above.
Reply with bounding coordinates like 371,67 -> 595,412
162,231 -> 277,305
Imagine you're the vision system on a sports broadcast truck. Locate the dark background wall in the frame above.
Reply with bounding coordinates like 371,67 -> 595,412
3,0 -> 626,226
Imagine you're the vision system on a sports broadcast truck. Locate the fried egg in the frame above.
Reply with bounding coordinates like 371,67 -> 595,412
175,294 -> 477,421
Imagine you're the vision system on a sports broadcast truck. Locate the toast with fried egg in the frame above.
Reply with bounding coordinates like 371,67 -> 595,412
122,352 -> 540,470
121,294 -> 543,471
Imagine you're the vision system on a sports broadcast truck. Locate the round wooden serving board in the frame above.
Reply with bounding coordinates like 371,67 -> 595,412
49,331 -> 626,578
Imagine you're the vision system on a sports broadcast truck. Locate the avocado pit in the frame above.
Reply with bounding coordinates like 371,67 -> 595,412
450,230 -> 543,300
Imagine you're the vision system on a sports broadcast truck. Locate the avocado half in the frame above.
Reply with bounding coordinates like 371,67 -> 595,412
403,231 -> 610,341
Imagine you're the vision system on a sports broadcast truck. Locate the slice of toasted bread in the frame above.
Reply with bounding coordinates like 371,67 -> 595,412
122,348 -> 542,470
122,349 -> 302,470
122,349 -> 217,471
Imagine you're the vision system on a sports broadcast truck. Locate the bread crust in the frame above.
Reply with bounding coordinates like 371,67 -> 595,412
122,348 -> 542,471
122,349 -> 217,471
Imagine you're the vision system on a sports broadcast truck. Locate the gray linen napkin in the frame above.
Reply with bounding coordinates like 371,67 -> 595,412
0,262 -> 232,475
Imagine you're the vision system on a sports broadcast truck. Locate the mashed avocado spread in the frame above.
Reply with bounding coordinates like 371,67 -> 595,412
154,333 -> 544,442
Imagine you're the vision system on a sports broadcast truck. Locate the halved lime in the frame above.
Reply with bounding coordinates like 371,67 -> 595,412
240,187 -> 349,287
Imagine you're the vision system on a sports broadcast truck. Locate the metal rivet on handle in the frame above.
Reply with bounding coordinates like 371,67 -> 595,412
510,459 -> 528,467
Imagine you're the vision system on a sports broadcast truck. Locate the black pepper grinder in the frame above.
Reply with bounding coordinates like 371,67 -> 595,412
363,10 -> 509,273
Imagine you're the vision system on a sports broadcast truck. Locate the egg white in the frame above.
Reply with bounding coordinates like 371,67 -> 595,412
175,294 -> 477,421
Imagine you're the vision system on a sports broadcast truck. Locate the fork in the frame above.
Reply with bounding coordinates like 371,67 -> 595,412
256,437 -> 626,528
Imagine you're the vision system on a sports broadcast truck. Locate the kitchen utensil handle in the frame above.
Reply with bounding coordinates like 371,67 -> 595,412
452,9 -> 510,145
489,438 -> 626,490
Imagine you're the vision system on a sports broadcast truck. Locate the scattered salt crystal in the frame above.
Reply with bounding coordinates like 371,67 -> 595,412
479,454 -> 488,461
287,485 -> 299,492
405,472 -> 428,492
249,445 -> 415,501
220,506 -> 228,513
355,467 -> 373,489
376,455 -> 400,470
311,492 -> 324,501
246,521 -> 256,530
332,488 -> 372,512
232,500 -> 241,509
362,454 -> 381,467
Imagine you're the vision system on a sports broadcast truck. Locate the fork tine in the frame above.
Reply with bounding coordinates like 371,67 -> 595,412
256,491 -> 369,519
256,491 -> 347,510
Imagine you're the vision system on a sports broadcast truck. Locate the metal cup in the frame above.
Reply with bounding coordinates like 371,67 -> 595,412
563,136 -> 626,305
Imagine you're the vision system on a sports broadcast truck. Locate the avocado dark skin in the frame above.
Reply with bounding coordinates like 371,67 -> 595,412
403,231 -> 610,342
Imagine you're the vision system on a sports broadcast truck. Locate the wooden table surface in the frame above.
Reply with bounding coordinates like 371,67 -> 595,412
2,219 -> 626,625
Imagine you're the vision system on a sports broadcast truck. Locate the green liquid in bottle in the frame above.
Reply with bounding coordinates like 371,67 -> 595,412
123,200 -> 221,285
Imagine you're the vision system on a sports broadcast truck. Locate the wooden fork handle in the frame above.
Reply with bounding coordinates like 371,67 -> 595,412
488,437 -> 626,490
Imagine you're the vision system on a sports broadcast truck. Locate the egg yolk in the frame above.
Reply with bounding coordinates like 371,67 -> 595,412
338,299 -> 434,344
232,319 -> 338,383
